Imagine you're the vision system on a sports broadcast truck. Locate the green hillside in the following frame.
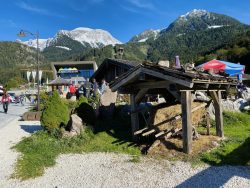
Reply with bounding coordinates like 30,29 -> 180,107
197,29 -> 250,73
0,42 -> 49,84
80,43 -> 149,66
42,35 -> 88,61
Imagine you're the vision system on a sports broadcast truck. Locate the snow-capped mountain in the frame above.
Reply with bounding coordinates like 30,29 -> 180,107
179,9 -> 211,21
163,9 -> 241,33
129,29 -> 160,43
21,27 -> 122,51
53,27 -> 122,48
22,38 -> 52,51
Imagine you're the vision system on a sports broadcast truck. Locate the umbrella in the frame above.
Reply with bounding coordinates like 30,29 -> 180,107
198,59 -> 245,76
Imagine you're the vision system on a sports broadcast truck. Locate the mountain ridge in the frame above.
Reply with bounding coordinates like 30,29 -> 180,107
20,27 -> 122,51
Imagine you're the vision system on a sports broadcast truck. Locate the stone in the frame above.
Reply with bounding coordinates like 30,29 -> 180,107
195,91 -> 210,102
70,114 -> 84,135
63,114 -> 85,137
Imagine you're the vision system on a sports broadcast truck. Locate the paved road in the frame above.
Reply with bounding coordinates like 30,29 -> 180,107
0,102 -> 31,129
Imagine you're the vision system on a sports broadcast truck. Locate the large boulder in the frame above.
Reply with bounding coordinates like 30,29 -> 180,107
63,114 -> 85,137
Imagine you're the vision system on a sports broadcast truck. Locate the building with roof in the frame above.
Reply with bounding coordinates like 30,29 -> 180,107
51,61 -> 98,85
91,58 -> 140,83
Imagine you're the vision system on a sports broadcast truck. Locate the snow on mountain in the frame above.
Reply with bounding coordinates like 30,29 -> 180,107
138,38 -> 148,42
54,27 -> 122,48
55,46 -> 71,51
179,9 -> 211,21
208,25 -> 225,29
22,38 -> 52,51
130,29 -> 160,43
21,27 -> 122,50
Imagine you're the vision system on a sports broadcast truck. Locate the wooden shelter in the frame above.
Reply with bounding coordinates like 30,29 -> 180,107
110,61 -> 237,154
91,58 -> 139,83
48,77 -> 70,86
48,77 -> 71,97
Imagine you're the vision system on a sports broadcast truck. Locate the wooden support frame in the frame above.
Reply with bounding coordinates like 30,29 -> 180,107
141,68 -> 193,88
135,88 -> 148,104
181,91 -> 192,154
130,94 -> 140,141
111,67 -> 142,91
209,90 -> 224,137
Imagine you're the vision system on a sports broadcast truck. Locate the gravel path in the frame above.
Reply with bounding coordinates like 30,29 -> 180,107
0,116 -> 249,188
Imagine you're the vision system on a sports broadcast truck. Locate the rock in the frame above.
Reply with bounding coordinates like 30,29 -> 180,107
63,114 -> 85,137
211,141 -> 219,147
195,91 -> 210,102
221,98 -> 249,112
70,114 -> 84,134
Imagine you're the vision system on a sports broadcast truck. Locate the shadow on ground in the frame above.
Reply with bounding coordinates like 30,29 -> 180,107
176,137 -> 250,187
20,124 -> 42,134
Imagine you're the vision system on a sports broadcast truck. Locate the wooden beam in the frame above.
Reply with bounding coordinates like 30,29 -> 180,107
135,88 -> 148,104
142,129 -> 156,136
111,67 -> 141,91
181,91 -> 192,154
134,127 -> 148,135
130,94 -> 140,141
206,107 -> 210,135
141,68 -> 193,88
209,91 -> 224,137
133,81 -> 170,89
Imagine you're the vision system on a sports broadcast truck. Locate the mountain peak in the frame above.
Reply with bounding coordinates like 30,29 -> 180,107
21,27 -> 122,50
180,9 -> 210,21
129,29 -> 160,43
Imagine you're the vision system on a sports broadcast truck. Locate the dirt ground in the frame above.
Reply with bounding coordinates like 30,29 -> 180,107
147,135 -> 220,159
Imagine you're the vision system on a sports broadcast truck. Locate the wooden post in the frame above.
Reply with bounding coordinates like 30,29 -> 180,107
181,91 -> 192,154
210,91 -> 224,137
206,107 -> 210,135
130,94 -> 139,141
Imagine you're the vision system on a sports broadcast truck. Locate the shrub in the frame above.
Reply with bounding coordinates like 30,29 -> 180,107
76,102 -> 96,126
63,99 -> 77,111
88,93 -> 100,110
41,91 -> 69,133
39,92 -> 50,111
77,96 -> 88,107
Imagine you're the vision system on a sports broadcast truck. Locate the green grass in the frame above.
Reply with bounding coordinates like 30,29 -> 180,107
13,118 -> 140,180
13,110 -> 250,179
200,111 -> 250,166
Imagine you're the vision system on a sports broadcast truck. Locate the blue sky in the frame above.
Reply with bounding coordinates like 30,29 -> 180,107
1,0 -> 250,43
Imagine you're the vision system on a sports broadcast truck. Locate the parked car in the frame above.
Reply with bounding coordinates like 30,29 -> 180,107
8,93 -> 16,103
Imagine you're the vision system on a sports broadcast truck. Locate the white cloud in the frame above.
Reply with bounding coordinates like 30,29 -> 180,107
127,0 -> 155,10
16,1 -> 64,18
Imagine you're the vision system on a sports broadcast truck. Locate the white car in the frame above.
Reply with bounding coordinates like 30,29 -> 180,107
8,93 -> 16,103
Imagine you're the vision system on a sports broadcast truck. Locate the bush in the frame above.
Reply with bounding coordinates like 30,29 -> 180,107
41,91 -> 69,133
76,102 -> 96,126
77,96 -> 88,107
39,92 -> 50,111
88,93 -> 100,109
5,76 -> 26,90
63,99 -> 77,111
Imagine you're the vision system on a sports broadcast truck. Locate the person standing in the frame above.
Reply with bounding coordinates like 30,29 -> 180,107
69,84 -> 77,101
100,79 -> 107,95
84,79 -> 92,98
91,78 -> 99,96
2,90 -> 10,113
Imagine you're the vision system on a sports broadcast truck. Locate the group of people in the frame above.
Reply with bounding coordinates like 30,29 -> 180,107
236,82 -> 248,99
65,78 -> 108,100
